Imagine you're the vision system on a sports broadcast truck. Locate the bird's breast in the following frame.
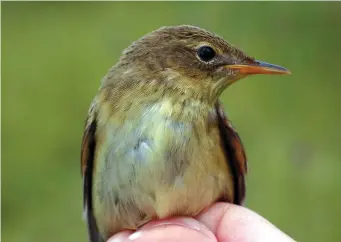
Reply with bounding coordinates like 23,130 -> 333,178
93,100 -> 234,236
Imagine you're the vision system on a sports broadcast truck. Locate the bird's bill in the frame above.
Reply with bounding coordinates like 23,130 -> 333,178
225,60 -> 291,75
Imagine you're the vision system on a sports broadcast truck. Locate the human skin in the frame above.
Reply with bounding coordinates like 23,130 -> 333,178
108,203 -> 295,242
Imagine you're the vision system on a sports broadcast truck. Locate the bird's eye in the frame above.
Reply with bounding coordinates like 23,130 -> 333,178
197,46 -> 216,62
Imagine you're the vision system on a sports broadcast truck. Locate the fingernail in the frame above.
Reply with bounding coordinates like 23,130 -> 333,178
108,231 -> 134,242
125,217 -> 215,241
127,218 -> 202,242
127,231 -> 142,241
147,217 -> 203,231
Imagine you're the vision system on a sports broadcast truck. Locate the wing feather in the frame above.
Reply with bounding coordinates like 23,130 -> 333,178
215,102 -> 247,205
81,107 -> 103,242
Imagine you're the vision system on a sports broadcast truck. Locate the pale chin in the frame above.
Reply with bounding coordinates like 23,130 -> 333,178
224,71 -> 245,86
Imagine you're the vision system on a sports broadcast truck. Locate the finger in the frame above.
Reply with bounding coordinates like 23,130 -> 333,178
108,217 -> 217,242
196,202 -> 295,242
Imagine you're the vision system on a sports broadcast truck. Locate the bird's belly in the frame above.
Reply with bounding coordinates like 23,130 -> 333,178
92,109 -> 234,238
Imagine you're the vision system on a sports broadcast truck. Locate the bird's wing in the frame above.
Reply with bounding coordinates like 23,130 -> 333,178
215,102 -> 247,205
81,103 -> 103,242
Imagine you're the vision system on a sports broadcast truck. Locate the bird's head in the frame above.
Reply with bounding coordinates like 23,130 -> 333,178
113,25 -> 290,104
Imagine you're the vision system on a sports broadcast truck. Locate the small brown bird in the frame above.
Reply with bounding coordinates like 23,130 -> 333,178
81,25 -> 290,242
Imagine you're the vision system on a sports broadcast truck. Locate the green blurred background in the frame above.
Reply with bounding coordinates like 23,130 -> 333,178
2,2 -> 341,242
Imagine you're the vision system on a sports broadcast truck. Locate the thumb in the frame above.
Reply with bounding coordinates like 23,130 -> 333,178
108,217 -> 217,242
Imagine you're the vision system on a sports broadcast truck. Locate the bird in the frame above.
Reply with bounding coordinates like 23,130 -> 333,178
81,25 -> 290,242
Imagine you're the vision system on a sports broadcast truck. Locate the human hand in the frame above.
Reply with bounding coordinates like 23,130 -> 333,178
108,202 -> 295,242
